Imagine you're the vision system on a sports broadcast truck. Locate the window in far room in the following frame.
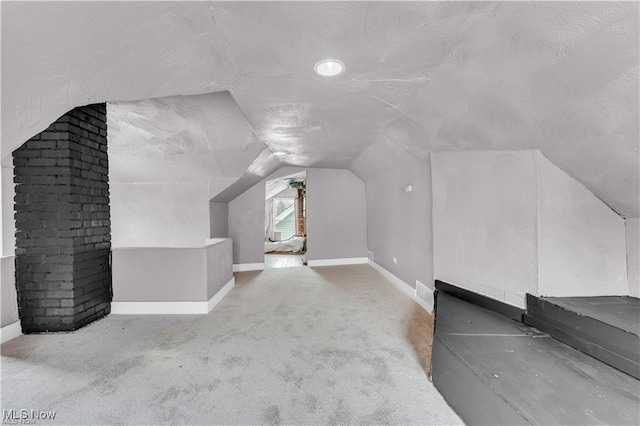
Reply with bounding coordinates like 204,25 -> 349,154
273,198 -> 295,241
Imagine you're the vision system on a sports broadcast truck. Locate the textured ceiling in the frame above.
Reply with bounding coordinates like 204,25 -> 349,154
2,2 -> 639,216
107,91 -> 273,198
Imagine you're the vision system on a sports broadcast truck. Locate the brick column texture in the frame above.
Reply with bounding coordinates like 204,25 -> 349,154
13,103 -> 111,332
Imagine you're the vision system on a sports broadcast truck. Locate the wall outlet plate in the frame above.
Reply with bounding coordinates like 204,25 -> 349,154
393,257 -> 398,264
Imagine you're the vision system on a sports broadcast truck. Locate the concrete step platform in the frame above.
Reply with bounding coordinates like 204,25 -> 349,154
524,294 -> 640,379
432,291 -> 640,425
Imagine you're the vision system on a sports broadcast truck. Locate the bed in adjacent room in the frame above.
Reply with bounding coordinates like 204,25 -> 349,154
265,236 -> 305,253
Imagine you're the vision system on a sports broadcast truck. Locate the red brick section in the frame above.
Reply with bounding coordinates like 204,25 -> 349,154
13,103 -> 111,332
295,189 -> 306,236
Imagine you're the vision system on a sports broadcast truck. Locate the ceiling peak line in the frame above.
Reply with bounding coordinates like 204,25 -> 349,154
227,88 -> 280,159
370,95 -> 435,138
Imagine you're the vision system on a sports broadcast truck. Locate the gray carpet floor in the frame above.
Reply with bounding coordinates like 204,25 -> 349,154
1,264 -> 462,425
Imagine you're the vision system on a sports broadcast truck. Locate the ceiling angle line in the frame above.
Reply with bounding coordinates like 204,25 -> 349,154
371,94 -> 402,112
370,95 -> 434,137
226,89 -> 278,158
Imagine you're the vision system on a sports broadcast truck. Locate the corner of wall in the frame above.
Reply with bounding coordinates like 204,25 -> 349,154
1,254 -> 19,330
534,150 -> 542,297
537,152 -> 628,297
363,158 -> 433,290
427,153 -> 435,291
625,217 -> 640,297
431,150 -> 538,306
1,165 -> 16,256
228,177 -> 266,265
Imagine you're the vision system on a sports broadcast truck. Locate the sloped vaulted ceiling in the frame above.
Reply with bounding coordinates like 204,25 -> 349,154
2,2 -> 638,216
107,91 -> 274,198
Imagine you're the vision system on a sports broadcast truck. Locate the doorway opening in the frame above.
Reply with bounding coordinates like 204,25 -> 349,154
264,171 -> 307,269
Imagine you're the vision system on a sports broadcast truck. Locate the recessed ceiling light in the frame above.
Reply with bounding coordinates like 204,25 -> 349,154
314,59 -> 345,77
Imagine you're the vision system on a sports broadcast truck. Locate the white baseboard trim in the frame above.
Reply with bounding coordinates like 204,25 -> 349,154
207,277 -> 235,312
308,257 -> 369,267
413,294 -> 434,314
233,263 -> 264,272
111,301 -> 209,315
368,260 -> 414,298
367,260 -> 433,313
112,277 -> 235,315
1,321 -> 22,344
415,280 -> 435,313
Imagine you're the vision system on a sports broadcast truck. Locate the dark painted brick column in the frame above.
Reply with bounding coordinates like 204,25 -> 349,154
13,103 -> 111,332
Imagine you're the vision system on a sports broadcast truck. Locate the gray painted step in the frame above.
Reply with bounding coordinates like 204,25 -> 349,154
524,294 -> 640,379
432,292 -> 640,425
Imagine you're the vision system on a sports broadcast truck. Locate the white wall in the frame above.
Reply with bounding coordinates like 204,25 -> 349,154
625,218 -> 639,297
538,154 -> 628,297
1,165 -> 19,330
0,167 -> 2,259
432,150 -> 630,307
1,256 -> 18,328
365,159 -> 433,289
432,151 -> 540,308
228,167 -> 368,265
228,179 -> 266,265
112,239 -> 233,303
2,166 -> 15,256
306,168 -> 368,261
111,181 -> 210,248
113,248 -> 207,301
210,201 -> 229,238
206,239 -> 234,300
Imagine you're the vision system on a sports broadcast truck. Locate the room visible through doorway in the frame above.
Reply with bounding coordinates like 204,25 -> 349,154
264,171 -> 307,269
